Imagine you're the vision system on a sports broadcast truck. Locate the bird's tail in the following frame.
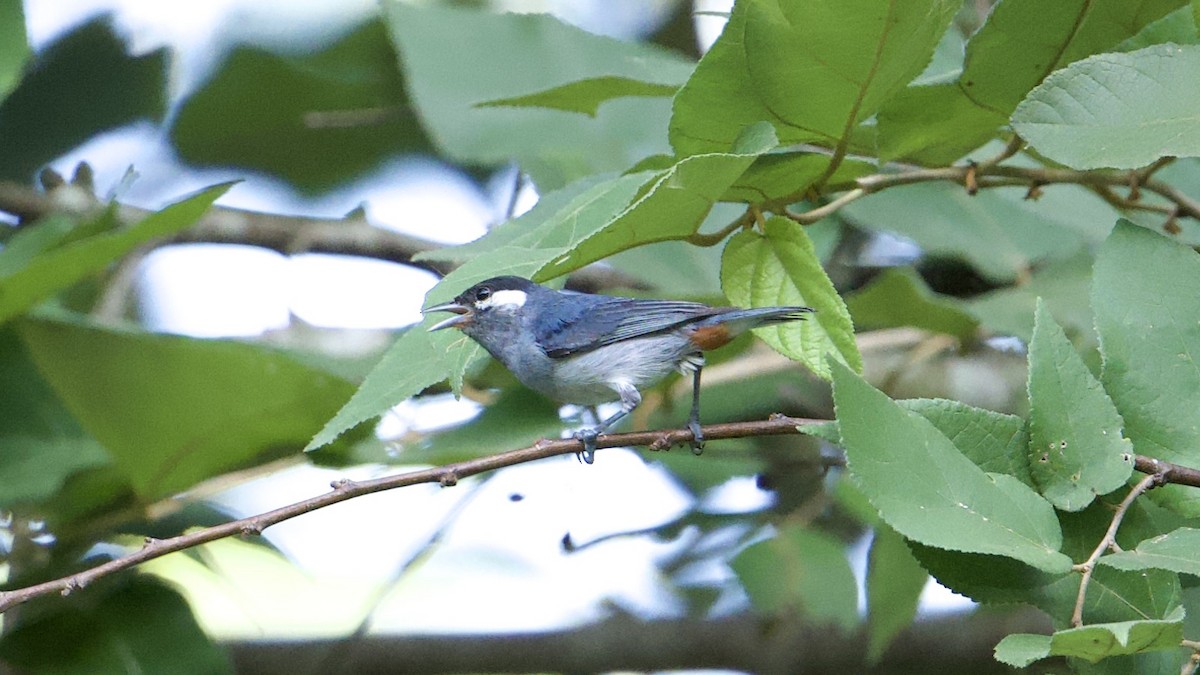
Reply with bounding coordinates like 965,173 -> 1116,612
696,305 -> 813,336
718,305 -> 813,328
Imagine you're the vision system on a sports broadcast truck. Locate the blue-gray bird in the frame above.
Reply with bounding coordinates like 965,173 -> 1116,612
424,276 -> 812,463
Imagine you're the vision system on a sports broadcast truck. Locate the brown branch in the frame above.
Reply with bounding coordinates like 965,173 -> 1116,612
0,415 -> 825,614
3,402 -> 1198,616
1070,472 -> 1165,628
0,180 -> 648,294
226,606 -> 1055,674
782,159 -> 1200,227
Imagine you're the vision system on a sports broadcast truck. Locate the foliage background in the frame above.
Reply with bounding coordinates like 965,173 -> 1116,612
2,0 -> 1200,672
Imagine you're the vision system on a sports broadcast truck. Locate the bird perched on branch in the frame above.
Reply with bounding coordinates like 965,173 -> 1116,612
424,276 -> 812,463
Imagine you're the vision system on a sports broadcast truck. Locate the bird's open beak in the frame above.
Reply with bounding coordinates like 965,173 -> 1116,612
423,302 -> 473,331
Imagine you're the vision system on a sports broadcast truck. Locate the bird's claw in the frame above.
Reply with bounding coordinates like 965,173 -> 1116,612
687,418 -> 704,456
574,427 -> 599,464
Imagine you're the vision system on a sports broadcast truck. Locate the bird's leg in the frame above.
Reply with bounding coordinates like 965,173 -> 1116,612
687,364 -> 705,455
574,382 -> 640,464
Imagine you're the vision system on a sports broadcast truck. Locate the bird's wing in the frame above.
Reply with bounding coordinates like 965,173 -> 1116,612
534,298 -> 722,358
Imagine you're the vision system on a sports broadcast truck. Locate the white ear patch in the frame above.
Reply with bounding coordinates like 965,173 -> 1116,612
478,289 -> 527,310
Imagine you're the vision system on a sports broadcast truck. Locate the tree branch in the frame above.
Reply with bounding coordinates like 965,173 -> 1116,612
0,415 -> 826,614
1070,471 -> 1165,628
0,180 -> 648,293
225,607 -> 1055,674
3,408 -> 1199,616
780,157 -> 1200,228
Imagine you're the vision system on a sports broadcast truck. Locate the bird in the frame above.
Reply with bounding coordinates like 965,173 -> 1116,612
423,276 -> 813,463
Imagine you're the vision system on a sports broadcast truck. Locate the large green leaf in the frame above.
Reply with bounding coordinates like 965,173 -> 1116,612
540,140 -> 774,278
721,216 -> 860,380
731,523 -> 858,631
1013,44 -> 1200,169
0,327 -> 109,508
878,0 -> 1185,164
0,185 -> 232,324
0,0 -> 27,100
384,1 -> 693,189
913,542 -> 1180,626
20,315 -> 362,500
416,172 -> 653,267
1027,301 -> 1134,511
0,577 -> 231,674
832,361 -> 1072,573
722,153 -> 876,204
1100,527 -> 1200,575
306,320 -> 475,452
1093,221 -> 1200,516
900,399 -> 1033,487
670,0 -> 958,158
996,608 -> 1185,666
0,17 -> 166,182
1117,6 -> 1200,51
171,20 -> 428,192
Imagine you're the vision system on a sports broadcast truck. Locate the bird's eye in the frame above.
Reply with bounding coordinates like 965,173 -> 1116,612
475,287 -> 492,302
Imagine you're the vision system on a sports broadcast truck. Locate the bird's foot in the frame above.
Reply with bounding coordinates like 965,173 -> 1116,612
573,427 -> 600,464
687,417 -> 704,456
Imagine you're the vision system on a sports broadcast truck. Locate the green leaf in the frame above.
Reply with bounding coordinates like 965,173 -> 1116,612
878,0 -> 1185,164
877,84 -> 1006,164
417,172 -> 652,266
721,217 -> 859,380
0,577 -> 231,674
20,315 -> 362,500
900,399 -> 1033,487
171,20 -> 428,192
1027,300 -> 1134,511
1117,6 -> 1200,51
0,0 -> 28,100
831,361 -> 1072,573
306,321 -> 471,452
994,633 -> 1053,668
1093,221 -> 1200,516
846,267 -> 980,341
801,399 -> 1034,486
841,183 -> 1087,283
866,525 -> 928,663
1050,609 -> 1184,664
0,17 -> 167,182
670,0 -> 958,157
731,524 -> 858,631
0,183 -> 233,325
1101,527 -> 1200,575
0,327 -> 109,508
385,2 -> 693,189
476,76 -> 679,117
538,140 -> 775,279
1013,44 -> 1200,169
913,537 -> 1181,626
722,153 -> 875,204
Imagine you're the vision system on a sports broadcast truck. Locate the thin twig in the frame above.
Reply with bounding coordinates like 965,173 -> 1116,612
1070,472 -> 1164,628
0,415 -> 825,614
687,210 -> 753,246
3,406 -> 1197,616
